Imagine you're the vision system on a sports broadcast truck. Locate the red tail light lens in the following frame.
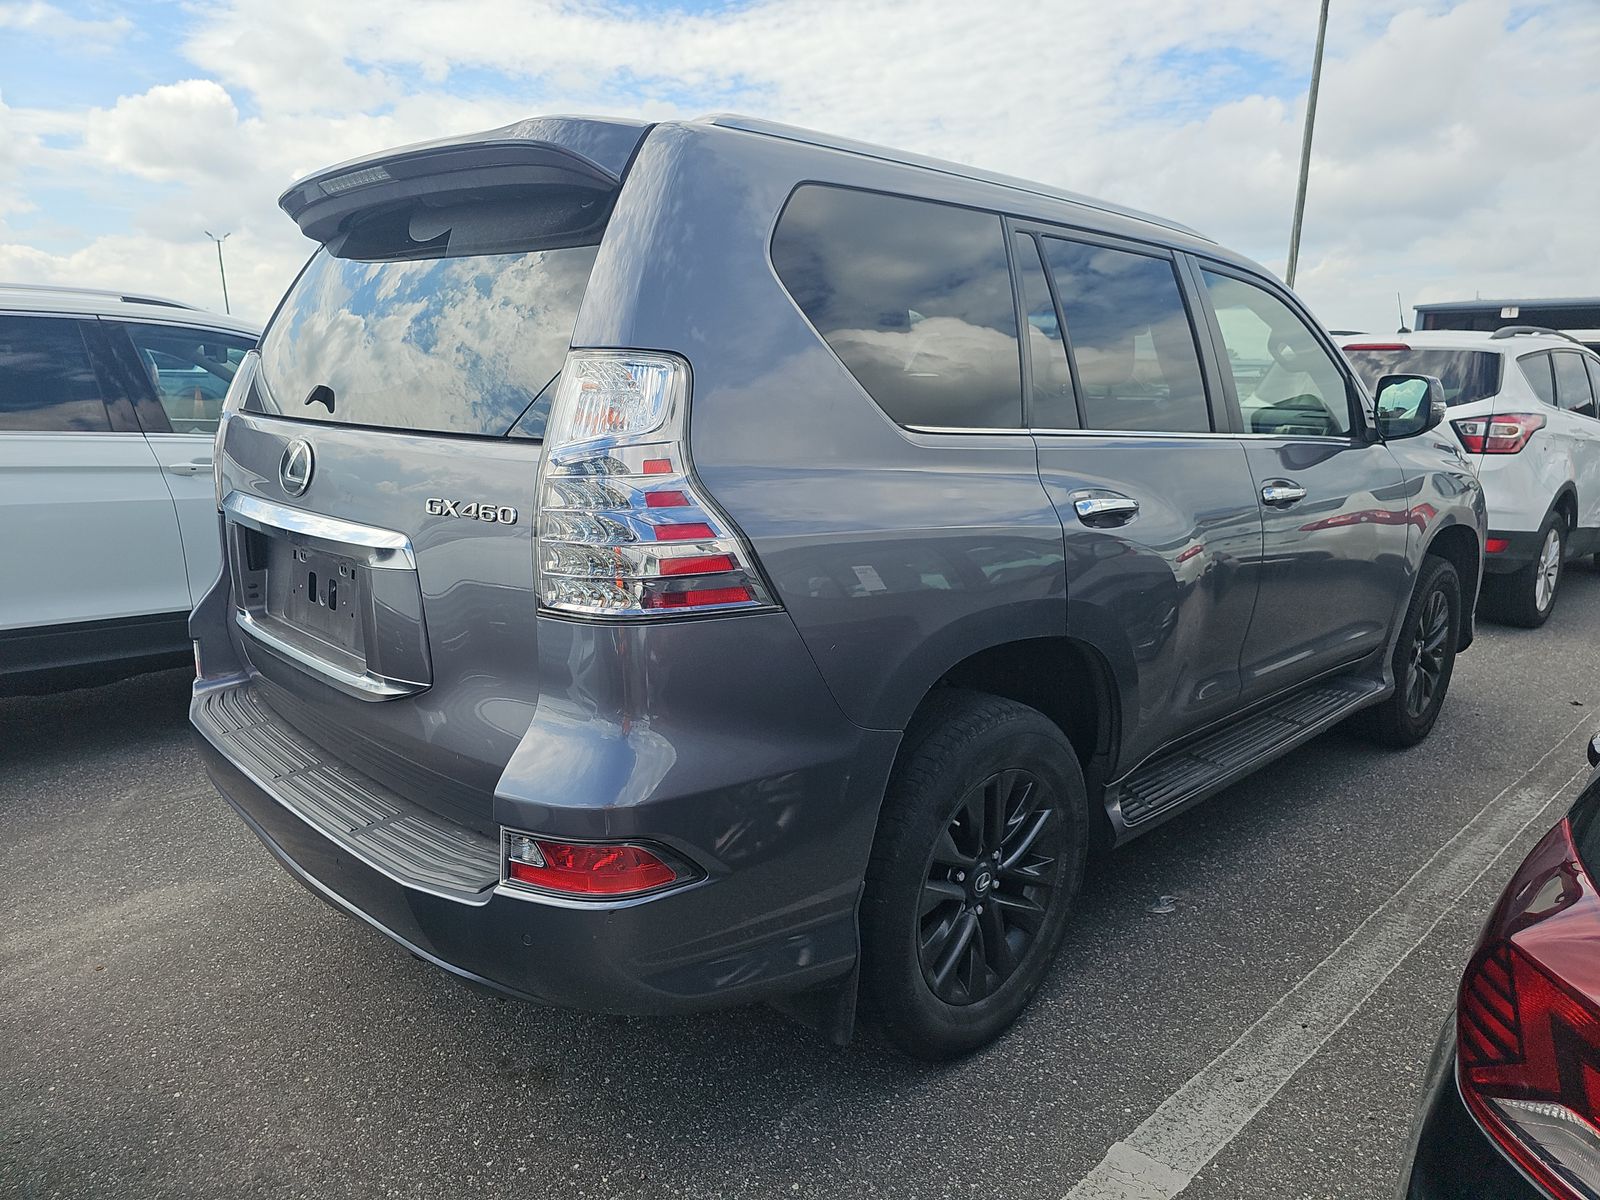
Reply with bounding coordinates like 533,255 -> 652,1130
1486,537 -> 1511,554
502,832 -> 690,898
1458,819 -> 1600,1198
1454,413 -> 1546,454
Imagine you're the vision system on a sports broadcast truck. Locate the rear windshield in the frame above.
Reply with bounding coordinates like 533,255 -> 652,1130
1342,347 -> 1502,407
254,194 -> 603,438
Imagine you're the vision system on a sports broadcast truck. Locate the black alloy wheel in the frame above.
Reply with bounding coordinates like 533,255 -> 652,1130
1403,585 -> 1451,721
918,767 -> 1064,1006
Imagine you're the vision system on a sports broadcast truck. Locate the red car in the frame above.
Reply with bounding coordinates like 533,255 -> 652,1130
1403,734 -> 1600,1198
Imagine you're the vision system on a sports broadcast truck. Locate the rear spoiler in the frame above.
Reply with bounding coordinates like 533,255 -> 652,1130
278,116 -> 651,244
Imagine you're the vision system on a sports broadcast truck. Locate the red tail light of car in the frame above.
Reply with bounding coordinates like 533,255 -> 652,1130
1453,413 -> 1546,454
1458,817 -> 1600,1198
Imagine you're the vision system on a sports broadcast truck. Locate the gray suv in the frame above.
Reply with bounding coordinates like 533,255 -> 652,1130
191,115 -> 1485,1058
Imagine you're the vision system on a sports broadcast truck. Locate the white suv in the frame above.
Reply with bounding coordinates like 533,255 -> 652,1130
1343,328 -> 1600,627
0,284 -> 259,693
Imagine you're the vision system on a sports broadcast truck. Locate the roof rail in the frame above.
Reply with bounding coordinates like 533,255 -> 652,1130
1489,325 -> 1587,347
0,282 -> 198,310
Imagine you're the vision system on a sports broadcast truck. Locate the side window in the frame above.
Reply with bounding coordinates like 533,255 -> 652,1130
1520,353 -> 1557,406
1553,351 -> 1598,418
1039,238 -> 1211,433
0,315 -> 111,432
1586,357 -> 1600,413
771,185 -> 1022,429
1200,270 -> 1352,437
1014,234 -> 1076,428
122,324 -> 256,435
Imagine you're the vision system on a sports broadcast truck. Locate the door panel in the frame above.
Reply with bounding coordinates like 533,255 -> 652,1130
1036,434 -> 1262,767
1237,439 -> 1410,695
107,321 -> 256,603
0,315 -> 191,631
1553,351 -> 1600,533
1193,265 -> 1410,696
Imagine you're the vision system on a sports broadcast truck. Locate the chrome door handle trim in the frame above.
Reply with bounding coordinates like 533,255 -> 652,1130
1260,482 -> 1307,507
166,459 -> 213,475
1070,491 -> 1140,525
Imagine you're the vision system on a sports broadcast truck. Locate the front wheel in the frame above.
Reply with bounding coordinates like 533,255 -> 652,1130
1358,556 -> 1461,748
860,691 -> 1088,1060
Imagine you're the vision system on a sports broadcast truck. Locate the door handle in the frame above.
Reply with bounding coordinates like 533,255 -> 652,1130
1070,490 -> 1140,527
166,459 -> 213,476
1260,481 -> 1307,507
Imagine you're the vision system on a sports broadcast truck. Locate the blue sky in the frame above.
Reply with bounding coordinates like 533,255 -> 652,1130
1,0 -> 1596,327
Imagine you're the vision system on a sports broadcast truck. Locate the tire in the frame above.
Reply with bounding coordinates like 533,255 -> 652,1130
860,690 -> 1088,1060
1358,556 -> 1461,749
1480,512 -> 1565,628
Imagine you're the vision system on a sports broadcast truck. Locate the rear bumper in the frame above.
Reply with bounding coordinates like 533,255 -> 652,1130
1400,1011 -> 1543,1199
1482,529 -> 1546,574
192,660 -> 899,1017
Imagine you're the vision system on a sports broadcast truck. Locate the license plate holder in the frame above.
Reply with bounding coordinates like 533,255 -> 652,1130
263,539 -> 365,660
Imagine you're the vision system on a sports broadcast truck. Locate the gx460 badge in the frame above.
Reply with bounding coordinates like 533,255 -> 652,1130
425,498 -> 519,524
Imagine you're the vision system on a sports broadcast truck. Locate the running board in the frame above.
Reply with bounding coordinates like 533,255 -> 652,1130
1108,676 -> 1386,835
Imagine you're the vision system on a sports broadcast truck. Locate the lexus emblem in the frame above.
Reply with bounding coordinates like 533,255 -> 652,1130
279,440 -> 314,497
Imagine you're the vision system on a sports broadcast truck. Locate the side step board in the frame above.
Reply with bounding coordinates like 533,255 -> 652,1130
1108,676 -> 1387,835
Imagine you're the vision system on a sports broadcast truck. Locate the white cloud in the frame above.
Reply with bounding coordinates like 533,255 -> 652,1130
0,0 -> 1595,329
0,1 -> 129,47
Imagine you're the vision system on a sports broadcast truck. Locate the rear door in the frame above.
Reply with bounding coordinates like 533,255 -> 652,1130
1190,263 -> 1410,701
1552,350 -> 1600,542
1019,229 -> 1262,767
215,181 -> 606,830
0,313 -> 191,633
104,320 -> 258,603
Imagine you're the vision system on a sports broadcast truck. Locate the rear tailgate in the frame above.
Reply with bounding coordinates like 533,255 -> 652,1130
214,119 -> 647,831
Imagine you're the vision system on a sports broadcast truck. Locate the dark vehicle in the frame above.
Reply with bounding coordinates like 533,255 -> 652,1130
191,115 -> 1485,1058
1401,736 -> 1600,1200
1416,298 -> 1600,355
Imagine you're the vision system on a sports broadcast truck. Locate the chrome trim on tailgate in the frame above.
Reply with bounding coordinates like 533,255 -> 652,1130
223,492 -> 416,570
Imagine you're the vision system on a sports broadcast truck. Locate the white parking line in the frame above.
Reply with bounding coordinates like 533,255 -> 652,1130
1063,715 -> 1596,1200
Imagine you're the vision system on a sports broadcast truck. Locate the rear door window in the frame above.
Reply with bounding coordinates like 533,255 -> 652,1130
771,184 -> 1022,430
1039,238 -> 1211,433
254,192 -> 604,439
1014,234 -> 1076,428
1520,353 -> 1557,406
120,324 -> 257,435
0,315 -> 111,432
1553,351 -> 1598,418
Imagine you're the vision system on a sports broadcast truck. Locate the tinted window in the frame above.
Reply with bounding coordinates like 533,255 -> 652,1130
771,185 -> 1022,429
1015,234 -> 1075,427
124,325 -> 256,435
1520,353 -> 1557,406
1587,357 -> 1600,409
1341,347 -> 1502,407
0,316 -> 110,432
1553,351 -> 1597,416
1040,239 -> 1210,433
256,192 -> 603,438
1202,271 -> 1351,436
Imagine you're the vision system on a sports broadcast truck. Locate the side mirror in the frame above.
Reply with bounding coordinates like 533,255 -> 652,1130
1375,373 -> 1447,440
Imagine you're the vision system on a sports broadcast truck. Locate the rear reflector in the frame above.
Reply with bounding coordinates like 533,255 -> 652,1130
1486,538 -> 1510,554
502,831 -> 688,898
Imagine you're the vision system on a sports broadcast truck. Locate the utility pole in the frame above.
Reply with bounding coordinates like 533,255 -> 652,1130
204,232 -> 230,315
1285,0 -> 1331,289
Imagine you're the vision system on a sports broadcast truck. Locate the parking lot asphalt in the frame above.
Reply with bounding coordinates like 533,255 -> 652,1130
5,570 -> 1600,1200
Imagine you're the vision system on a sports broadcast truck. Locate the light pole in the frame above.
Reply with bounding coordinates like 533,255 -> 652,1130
1285,0 -> 1331,289
203,230 -> 232,315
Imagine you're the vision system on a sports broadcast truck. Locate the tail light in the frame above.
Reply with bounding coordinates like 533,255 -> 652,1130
534,351 -> 776,617
1454,413 -> 1546,454
1343,342 -> 1412,351
501,830 -> 695,898
1458,817 -> 1600,1198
